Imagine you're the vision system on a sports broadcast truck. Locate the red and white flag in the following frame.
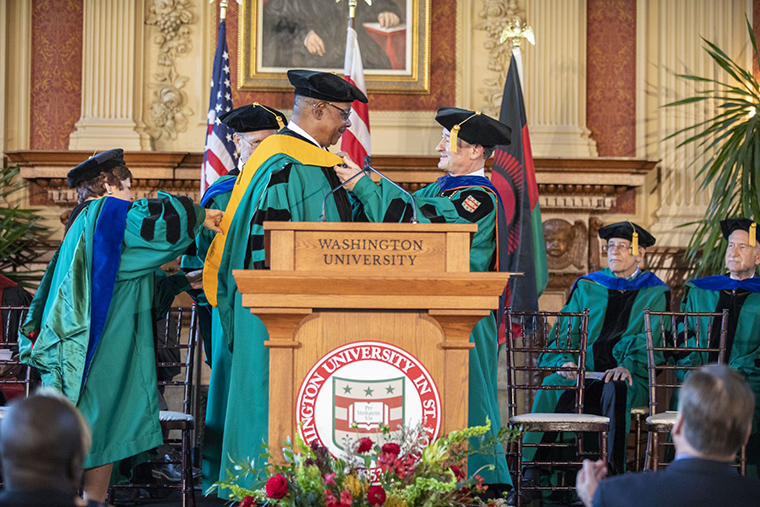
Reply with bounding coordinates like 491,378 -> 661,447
201,20 -> 237,194
342,26 -> 371,165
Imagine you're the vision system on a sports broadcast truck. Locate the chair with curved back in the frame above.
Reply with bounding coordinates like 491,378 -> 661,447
642,308 -> 742,472
505,308 -> 609,507
0,305 -> 34,409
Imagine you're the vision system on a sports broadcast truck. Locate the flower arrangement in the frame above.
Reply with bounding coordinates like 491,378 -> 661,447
207,420 -> 522,507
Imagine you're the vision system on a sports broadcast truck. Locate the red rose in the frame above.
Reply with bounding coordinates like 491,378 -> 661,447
357,437 -> 374,453
324,490 -> 338,507
265,473 -> 288,499
367,485 -> 387,505
450,464 -> 465,481
381,443 -> 401,455
239,496 -> 256,507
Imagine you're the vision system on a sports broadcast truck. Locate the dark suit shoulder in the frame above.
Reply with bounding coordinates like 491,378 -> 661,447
594,460 -> 760,507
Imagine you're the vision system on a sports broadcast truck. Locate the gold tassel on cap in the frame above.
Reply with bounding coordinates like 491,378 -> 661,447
449,125 -> 460,153
253,102 -> 285,129
629,221 -> 639,256
751,222 -> 757,247
448,111 -> 481,154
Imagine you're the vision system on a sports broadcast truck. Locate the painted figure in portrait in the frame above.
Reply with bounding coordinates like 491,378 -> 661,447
261,0 -> 407,71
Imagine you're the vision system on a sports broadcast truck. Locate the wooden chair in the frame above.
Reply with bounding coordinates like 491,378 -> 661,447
108,306 -> 200,507
0,306 -> 34,409
627,405 -> 649,471
643,308 -> 737,472
505,308 -> 609,507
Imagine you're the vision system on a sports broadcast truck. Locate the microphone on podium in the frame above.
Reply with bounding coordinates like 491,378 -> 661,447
362,156 -> 419,224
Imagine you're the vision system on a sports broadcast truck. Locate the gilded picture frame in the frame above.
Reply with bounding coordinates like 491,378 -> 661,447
238,0 -> 430,93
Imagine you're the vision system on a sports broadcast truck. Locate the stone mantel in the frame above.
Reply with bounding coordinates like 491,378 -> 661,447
6,151 -> 657,212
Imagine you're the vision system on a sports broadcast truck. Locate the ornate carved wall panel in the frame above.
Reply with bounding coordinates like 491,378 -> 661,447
145,0 -> 195,142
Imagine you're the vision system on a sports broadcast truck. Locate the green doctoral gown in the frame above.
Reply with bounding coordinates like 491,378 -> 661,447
182,172 -> 236,491
681,275 -> 760,477
350,173 -> 511,486
19,193 -> 206,469
522,269 -> 670,465
208,130 -> 353,495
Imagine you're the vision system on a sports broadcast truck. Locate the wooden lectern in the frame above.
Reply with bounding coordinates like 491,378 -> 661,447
234,222 -> 510,463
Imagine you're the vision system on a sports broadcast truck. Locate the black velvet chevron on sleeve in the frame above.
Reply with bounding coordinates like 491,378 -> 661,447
321,167 -> 353,222
449,190 -> 495,223
176,195 -> 197,238
249,208 -> 293,259
162,200 -> 181,244
418,203 -> 447,223
183,241 -> 198,258
267,165 -> 292,187
139,199 -> 164,241
383,198 -> 415,223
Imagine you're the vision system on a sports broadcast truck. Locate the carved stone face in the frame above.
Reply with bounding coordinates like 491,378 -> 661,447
544,219 -> 573,258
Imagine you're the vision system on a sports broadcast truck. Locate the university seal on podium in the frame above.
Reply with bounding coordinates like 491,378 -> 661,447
296,341 -> 441,459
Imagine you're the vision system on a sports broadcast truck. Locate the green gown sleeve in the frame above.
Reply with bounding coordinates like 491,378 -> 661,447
351,176 -> 497,271
181,185 -> 231,271
120,191 -> 207,279
153,269 -> 191,317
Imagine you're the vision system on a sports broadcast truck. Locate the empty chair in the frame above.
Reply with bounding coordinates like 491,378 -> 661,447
0,306 -> 33,407
505,308 -> 609,507
642,308 -> 739,472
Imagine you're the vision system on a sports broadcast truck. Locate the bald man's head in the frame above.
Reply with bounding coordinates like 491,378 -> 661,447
0,393 -> 90,491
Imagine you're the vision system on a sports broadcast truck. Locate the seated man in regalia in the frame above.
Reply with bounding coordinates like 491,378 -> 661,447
680,217 -> 760,478
518,222 -> 670,498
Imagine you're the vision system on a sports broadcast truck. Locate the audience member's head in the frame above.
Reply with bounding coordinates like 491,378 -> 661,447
0,390 -> 91,493
675,364 -> 755,461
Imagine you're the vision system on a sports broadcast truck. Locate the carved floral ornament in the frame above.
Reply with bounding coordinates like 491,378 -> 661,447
145,0 -> 195,141
475,0 -> 524,116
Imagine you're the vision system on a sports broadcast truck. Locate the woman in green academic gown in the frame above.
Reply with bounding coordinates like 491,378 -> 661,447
19,149 -> 223,502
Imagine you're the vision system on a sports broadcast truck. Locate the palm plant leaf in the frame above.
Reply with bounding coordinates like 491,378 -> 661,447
0,165 -> 51,287
665,16 -> 760,277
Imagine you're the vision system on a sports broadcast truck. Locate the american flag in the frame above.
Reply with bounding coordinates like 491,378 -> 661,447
201,19 -> 237,194
341,26 -> 370,165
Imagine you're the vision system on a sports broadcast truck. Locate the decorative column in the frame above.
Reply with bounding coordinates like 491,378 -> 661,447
69,0 -> 151,150
640,0 -> 750,245
521,0 -> 598,157
1,0 -> 32,155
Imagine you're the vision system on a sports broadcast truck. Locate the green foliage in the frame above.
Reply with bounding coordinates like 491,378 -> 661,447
665,16 -> 760,277
207,420 -> 526,507
0,165 -> 50,287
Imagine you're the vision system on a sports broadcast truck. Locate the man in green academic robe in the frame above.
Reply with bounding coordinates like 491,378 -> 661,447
179,103 -> 286,491
336,107 -> 513,488
202,70 -> 367,495
18,149 -> 223,502
680,217 -> 760,477
520,222 -> 670,492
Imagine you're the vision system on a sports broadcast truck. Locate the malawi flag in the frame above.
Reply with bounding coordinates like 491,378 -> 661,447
492,53 -> 548,342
